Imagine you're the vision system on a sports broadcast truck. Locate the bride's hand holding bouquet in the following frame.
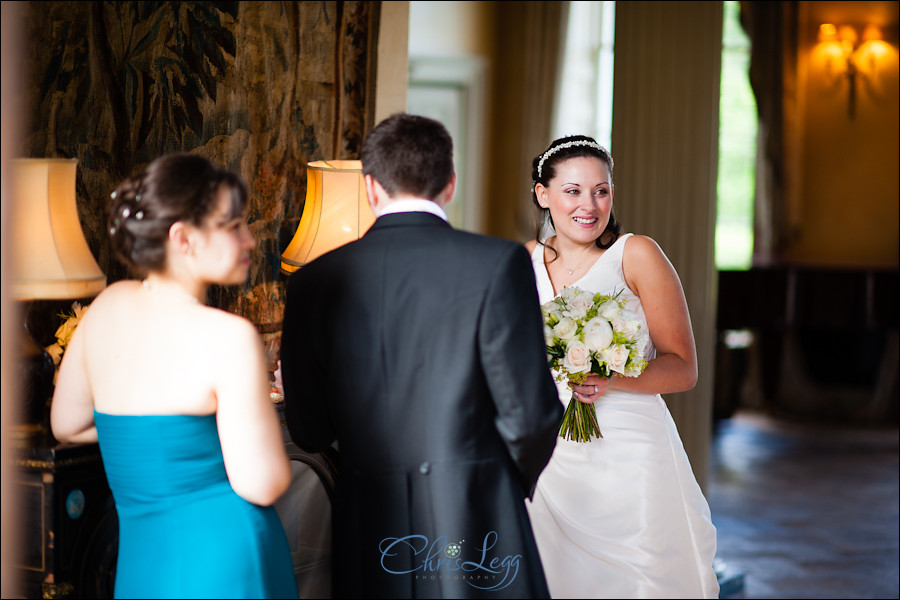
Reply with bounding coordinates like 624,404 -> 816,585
567,373 -> 612,404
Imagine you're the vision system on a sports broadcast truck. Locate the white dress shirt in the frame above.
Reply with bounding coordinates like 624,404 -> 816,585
378,198 -> 449,222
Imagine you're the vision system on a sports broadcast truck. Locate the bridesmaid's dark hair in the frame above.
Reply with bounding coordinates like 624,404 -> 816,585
531,135 -> 621,260
108,154 -> 248,274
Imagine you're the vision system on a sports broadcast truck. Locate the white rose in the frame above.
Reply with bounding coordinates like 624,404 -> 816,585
544,324 -> 555,346
553,317 -> 578,342
632,334 -> 649,359
562,340 -> 592,374
601,344 -> 630,375
563,292 -> 594,321
542,301 -> 563,322
625,355 -> 648,377
560,286 -> 581,301
582,317 -> 613,351
612,312 -> 642,340
597,299 -> 621,320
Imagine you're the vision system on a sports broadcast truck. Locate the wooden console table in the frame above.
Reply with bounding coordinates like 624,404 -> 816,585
12,435 -> 118,599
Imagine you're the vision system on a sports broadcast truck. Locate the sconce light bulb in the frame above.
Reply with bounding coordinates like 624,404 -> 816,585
861,24 -> 882,42
818,23 -> 838,43
837,25 -> 858,46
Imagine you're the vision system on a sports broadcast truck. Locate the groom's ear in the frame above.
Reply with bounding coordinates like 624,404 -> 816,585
364,174 -> 376,207
435,173 -> 456,208
365,174 -> 386,215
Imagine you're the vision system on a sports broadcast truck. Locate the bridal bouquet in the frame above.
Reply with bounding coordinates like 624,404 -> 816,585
542,286 -> 648,442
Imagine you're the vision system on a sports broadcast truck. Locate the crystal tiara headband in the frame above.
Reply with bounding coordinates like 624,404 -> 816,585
537,140 -> 605,178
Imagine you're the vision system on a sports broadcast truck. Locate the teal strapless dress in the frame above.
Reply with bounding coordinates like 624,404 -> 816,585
94,411 -> 299,599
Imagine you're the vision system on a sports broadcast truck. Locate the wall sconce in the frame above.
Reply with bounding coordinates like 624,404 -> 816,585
816,22 -> 890,118
10,158 -> 107,437
280,160 -> 374,274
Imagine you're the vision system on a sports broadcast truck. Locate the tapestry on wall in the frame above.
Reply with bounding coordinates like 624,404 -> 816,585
20,0 -> 378,360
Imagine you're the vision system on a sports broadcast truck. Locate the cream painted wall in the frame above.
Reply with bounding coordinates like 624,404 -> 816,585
785,1 -> 899,268
409,1 -> 496,57
375,1 -> 410,124
406,1 -> 498,234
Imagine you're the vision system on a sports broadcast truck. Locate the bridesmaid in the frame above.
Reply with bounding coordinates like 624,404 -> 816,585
50,154 -> 299,599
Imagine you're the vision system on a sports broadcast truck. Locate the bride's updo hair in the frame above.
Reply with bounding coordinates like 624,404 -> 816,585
108,154 -> 247,274
531,134 -> 621,250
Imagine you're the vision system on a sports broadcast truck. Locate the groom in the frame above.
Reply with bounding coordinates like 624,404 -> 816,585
280,113 -> 562,598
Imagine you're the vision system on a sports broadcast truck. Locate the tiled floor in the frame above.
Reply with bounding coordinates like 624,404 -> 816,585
707,410 -> 899,599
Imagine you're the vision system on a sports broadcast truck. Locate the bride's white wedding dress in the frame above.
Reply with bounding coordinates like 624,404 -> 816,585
527,233 -> 719,599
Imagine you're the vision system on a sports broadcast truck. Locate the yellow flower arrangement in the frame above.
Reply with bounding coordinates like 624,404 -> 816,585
45,301 -> 88,382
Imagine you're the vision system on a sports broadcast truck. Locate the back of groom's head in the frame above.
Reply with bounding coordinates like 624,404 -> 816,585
360,113 -> 454,201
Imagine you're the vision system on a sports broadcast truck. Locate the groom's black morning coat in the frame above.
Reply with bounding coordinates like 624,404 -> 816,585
281,211 -> 563,598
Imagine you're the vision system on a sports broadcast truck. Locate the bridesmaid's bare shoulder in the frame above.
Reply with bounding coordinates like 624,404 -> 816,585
82,279 -> 141,312
98,278 -> 142,295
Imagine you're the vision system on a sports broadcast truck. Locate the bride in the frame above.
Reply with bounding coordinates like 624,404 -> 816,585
524,135 -> 719,598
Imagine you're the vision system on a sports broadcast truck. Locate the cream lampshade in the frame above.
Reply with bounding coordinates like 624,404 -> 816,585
11,158 -> 107,299
10,158 -> 106,437
280,160 -> 374,274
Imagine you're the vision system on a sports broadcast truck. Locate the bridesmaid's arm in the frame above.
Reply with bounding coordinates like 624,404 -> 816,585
215,317 -> 292,506
613,234 -> 698,395
50,316 -> 98,444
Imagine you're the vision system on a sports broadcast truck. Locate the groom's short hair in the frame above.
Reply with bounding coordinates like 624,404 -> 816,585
360,113 -> 454,201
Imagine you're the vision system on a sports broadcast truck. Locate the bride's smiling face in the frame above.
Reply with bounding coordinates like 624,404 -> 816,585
536,156 -> 614,245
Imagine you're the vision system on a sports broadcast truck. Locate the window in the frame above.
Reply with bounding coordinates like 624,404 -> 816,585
552,0 -> 756,268
551,1 -> 615,151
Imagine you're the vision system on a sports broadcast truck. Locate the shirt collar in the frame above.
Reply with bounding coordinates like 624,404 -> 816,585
378,198 -> 449,222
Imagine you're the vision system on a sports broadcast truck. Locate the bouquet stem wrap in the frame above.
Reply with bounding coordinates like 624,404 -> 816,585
560,395 -> 602,442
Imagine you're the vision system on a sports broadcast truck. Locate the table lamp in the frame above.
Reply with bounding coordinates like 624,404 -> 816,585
10,158 -> 106,438
280,160 -> 374,274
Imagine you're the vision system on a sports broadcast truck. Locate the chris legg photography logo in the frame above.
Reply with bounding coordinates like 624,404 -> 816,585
379,531 -> 521,591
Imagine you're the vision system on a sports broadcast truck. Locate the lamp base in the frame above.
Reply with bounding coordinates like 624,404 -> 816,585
14,319 -> 56,444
